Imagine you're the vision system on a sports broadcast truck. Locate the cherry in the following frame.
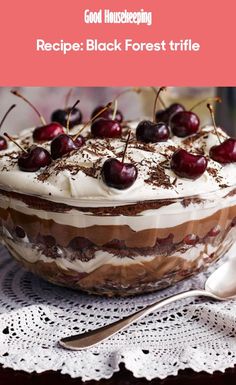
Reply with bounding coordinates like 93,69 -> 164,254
101,158 -> 137,190
51,88 -> 83,128
91,88 -> 141,124
210,138 -> 236,164
51,108 -> 82,128
69,237 -> 94,250
101,131 -> 138,189
50,100 -> 85,159
170,149 -> 208,179
0,136 -> 7,151
51,133 -> 80,160
207,103 -> 236,164
91,106 -> 123,123
91,98 -> 122,138
91,117 -> 122,138
4,133 -> 52,172
74,135 -> 85,147
156,103 -> 185,124
51,108 -> 82,129
11,90 -> 64,143
208,225 -> 221,237
167,103 -> 185,116
171,111 -> 200,137
33,122 -> 64,143
183,234 -> 199,245
71,101 -> 120,139
136,87 -> 170,143
71,102 -> 113,142
0,104 -> 16,151
170,97 -> 221,138
136,121 -> 170,143
18,147 -> 52,172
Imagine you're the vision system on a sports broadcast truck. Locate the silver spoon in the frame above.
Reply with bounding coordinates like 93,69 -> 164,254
59,257 -> 236,350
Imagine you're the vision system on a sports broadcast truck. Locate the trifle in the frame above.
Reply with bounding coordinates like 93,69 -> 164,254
0,91 -> 236,296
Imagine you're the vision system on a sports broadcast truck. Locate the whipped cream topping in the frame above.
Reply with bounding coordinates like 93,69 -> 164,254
0,123 -> 235,207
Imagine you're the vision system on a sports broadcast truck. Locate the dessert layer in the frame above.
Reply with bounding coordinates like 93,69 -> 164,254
0,125 -> 235,206
0,200 -> 236,247
1,186 -> 236,231
4,233 -> 234,296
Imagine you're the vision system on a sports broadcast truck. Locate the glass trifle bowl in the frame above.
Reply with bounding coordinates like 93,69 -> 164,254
0,123 -> 236,296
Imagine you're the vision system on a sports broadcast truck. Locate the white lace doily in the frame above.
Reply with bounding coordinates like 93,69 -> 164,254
1,245 -> 236,381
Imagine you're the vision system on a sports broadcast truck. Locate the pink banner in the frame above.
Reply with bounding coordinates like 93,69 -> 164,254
0,0 -> 235,85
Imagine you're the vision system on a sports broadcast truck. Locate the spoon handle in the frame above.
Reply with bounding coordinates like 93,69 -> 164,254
59,289 -> 217,350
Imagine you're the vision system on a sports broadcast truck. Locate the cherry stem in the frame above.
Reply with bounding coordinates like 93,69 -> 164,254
112,99 -> 118,121
64,88 -> 74,109
66,99 -> 80,133
190,97 -> 221,112
4,132 -> 27,153
0,104 -> 16,131
153,87 -> 166,122
122,130 -> 131,164
11,90 -> 46,126
114,87 -> 141,101
151,87 -> 166,109
74,102 -> 112,140
111,87 -> 142,121
207,104 -> 221,144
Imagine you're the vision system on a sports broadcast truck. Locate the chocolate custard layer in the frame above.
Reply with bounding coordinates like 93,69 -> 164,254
0,204 -> 236,248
